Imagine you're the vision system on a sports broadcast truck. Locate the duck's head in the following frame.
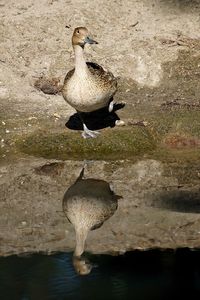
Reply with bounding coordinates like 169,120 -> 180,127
73,256 -> 93,275
72,27 -> 98,47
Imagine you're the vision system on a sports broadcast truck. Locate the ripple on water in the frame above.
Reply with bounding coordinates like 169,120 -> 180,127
1,250 -> 200,299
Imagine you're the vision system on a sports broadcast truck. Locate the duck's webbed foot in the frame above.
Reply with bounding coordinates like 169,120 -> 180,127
82,124 -> 100,139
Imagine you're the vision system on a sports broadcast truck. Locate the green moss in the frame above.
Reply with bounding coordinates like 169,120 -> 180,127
16,127 -> 157,160
150,147 -> 200,163
149,109 -> 200,138
14,107 -> 200,161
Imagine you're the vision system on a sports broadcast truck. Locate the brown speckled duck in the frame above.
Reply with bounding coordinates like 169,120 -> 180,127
62,27 -> 117,138
62,167 -> 120,275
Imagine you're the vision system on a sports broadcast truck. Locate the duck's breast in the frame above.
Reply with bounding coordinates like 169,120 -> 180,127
63,73 -> 114,112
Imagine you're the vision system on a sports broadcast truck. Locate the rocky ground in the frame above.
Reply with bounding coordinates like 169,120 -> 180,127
1,158 -> 200,256
1,0 -> 200,256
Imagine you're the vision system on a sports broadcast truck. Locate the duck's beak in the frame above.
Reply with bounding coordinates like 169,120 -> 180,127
84,36 -> 98,44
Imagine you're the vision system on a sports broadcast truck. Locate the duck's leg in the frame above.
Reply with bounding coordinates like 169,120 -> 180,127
108,97 -> 114,113
77,111 -> 100,139
82,124 -> 100,139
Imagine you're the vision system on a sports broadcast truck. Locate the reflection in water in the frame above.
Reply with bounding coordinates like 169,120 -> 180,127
72,256 -> 94,276
1,250 -> 200,299
62,167 -> 121,275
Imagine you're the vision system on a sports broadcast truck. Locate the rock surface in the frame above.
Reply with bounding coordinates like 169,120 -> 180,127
1,158 -> 200,256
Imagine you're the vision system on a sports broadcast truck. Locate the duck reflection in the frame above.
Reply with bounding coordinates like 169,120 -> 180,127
62,166 -> 121,275
72,256 -> 94,276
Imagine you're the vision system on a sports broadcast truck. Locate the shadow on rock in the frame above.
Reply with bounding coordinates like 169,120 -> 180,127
161,0 -> 200,9
65,102 -> 125,131
154,190 -> 200,214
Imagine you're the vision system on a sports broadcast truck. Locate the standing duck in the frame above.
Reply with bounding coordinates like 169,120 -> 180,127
62,167 -> 120,275
62,27 -> 117,138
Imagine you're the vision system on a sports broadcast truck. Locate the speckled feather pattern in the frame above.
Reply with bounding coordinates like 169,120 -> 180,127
62,167 -> 119,256
62,62 -> 117,112
63,178 -> 118,232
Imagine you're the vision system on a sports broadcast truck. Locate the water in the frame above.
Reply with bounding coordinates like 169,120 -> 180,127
1,249 -> 200,300
1,159 -> 200,299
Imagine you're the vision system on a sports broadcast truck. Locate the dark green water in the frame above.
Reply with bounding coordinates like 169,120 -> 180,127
1,249 -> 200,300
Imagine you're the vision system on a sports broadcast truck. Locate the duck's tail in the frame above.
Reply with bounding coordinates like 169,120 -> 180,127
76,160 -> 95,182
75,167 -> 85,183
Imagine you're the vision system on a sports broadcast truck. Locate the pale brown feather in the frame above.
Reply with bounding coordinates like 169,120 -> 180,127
64,62 -> 117,92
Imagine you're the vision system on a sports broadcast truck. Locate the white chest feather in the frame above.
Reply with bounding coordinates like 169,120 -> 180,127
66,73 -> 110,112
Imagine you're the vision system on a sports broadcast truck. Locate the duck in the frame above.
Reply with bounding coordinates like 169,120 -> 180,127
62,166 -> 121,275
62,27 -> 117,139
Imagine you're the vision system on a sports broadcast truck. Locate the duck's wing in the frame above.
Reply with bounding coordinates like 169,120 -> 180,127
64,62 -> 117,90
86,62 -> 104,72
86,62 -> 117,91
64,68 -> 75,83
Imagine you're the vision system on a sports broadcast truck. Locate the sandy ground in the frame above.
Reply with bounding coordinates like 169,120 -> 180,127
1,0 -> 200,119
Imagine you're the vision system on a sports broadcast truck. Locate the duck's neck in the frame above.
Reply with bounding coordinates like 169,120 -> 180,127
73,45 -> 88,76
74,227 -> 88,257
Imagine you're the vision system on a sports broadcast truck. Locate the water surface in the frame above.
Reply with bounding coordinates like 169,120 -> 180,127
1,249 -> 200,300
